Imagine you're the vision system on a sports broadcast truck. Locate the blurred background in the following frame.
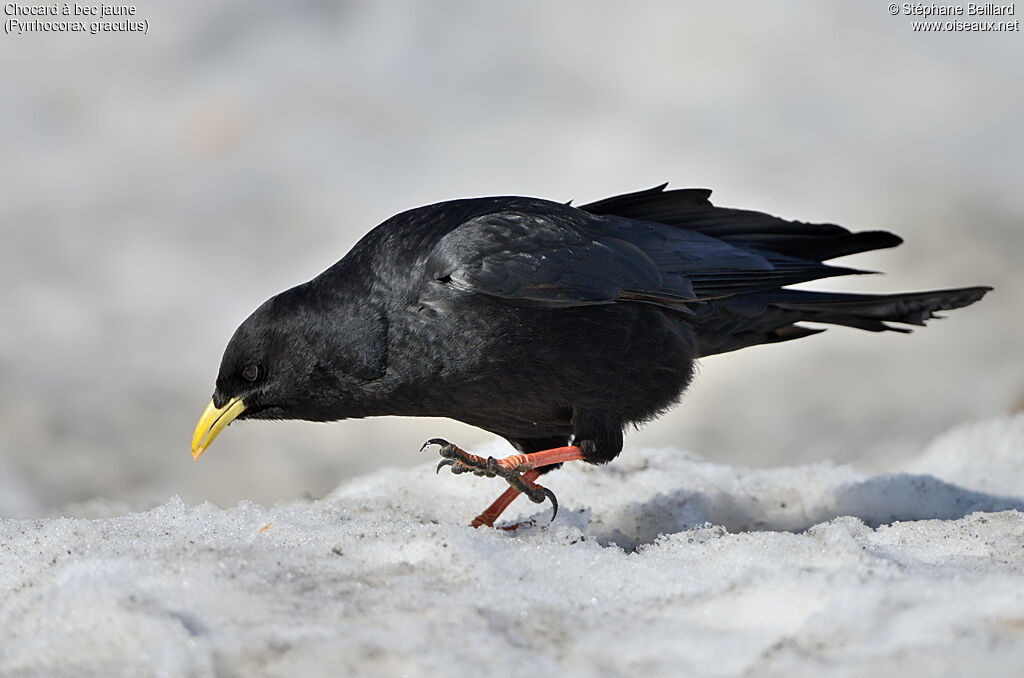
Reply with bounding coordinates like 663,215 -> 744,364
1,1 -> 1021,518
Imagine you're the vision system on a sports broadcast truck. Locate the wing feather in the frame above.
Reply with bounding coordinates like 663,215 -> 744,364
420,192 -> 885,311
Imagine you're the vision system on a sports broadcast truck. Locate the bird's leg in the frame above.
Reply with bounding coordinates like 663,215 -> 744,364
470,469 -> 543,529
424,438 -> 583,476
422,438 -> 584,527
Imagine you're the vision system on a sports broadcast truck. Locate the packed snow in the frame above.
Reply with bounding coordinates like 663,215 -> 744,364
3,415 -> 1024,677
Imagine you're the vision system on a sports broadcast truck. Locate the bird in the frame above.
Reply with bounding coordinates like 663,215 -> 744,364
191,184 -> 990,528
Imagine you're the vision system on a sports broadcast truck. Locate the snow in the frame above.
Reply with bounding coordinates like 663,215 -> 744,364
4,415 -> 1024,677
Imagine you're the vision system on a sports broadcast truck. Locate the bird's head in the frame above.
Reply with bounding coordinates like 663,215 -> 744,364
191,284 -> 387,460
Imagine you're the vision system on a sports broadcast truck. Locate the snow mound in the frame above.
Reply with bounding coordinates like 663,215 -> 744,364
2,415 -> 1024,677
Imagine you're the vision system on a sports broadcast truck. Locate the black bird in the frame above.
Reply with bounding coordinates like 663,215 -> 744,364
192,185 -> 990,527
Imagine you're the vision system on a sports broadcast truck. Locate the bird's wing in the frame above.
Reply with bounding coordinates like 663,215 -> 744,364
422,210 -> 681,307
581,184 -> 902,263
421,207 -> 865,310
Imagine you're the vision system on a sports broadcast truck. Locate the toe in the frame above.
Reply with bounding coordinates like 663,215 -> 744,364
420,438 -> 451,452
542,487 -> 559,522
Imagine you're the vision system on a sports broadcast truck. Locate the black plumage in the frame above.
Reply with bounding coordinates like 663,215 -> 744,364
192,185 -> 990,527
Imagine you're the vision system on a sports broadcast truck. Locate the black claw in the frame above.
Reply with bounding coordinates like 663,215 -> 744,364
544,488 -> 559,522
436,459 -> 471,475
421,438 -> 451,453
518,483 -> 559,522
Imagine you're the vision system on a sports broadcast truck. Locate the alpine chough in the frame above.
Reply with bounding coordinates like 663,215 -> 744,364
192,185 -> 990,528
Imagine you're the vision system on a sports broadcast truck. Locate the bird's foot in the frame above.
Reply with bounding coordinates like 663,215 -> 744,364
469,470 -> 549,528
423,438 -> 557,512
426,437 -> 533,479
421,439 -> 584,528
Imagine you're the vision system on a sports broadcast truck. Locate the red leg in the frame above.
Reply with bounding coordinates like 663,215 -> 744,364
488,446 -> 584,473
426,439 -> 583,476
424,439 -> 586,527
470,470 -> 543,529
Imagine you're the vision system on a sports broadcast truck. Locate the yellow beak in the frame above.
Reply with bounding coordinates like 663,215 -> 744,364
191,396 -> 247,460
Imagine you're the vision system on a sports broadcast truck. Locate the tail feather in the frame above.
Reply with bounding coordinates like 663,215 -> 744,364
764,286 -> 992,331
694,286 -> 991,356
579,185 -> 991,357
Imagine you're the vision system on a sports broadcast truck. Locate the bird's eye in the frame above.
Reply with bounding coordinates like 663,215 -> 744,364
242,363 -> 260,382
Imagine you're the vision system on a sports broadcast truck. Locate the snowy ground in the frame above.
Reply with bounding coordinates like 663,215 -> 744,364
3,415 -> 1024,677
